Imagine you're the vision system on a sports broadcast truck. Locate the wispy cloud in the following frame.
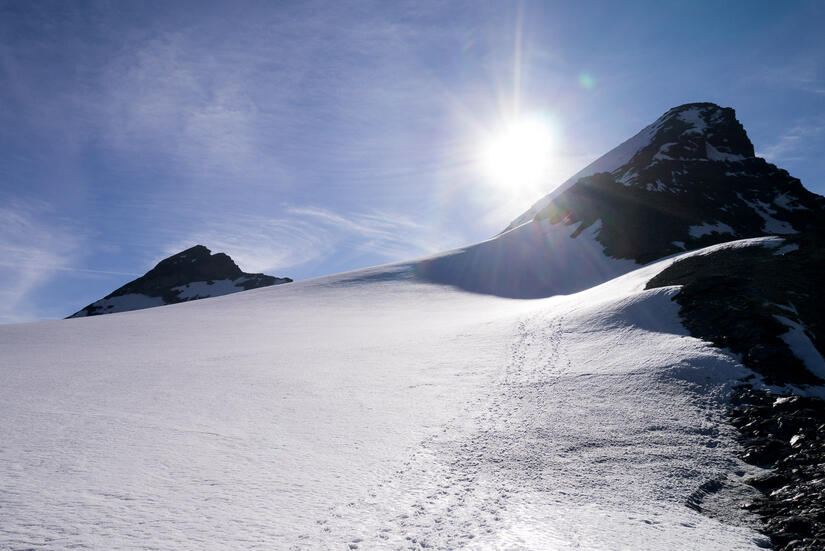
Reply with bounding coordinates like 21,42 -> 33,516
0,202 -> 87,323
757,118 -> 825,163
757,57 -> 825,97
163,204 -> 462,277
92,7 -> 464,191
98,32 -> 278,185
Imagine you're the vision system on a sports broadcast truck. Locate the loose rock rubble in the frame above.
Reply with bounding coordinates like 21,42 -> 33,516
731,387 -> 825,550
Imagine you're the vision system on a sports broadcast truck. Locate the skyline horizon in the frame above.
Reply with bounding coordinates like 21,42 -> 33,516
5,96 -> 824,323
2,1 -> 824,323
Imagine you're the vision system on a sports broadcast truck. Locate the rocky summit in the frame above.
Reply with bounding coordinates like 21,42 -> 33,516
508,102 -> 825,263
69,245 -> 291,318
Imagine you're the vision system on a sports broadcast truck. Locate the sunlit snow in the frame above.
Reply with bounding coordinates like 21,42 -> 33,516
0,236 -> 785,550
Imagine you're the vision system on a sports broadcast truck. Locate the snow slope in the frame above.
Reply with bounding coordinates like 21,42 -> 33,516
415,218 -> 638,298
0,239 -> 782,550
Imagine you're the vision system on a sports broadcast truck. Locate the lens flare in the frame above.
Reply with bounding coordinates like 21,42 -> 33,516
480,117 -> 556,191
578,73 -> 596,90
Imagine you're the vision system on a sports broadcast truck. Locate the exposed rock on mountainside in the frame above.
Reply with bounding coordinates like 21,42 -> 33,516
732,388 -> 825,551
647,233 -> 824,386
419,102 -> 825,299
503,102 -> 825,549
519,103 -> 825,263
69,245 -> 291,318
647,233 -> 825,550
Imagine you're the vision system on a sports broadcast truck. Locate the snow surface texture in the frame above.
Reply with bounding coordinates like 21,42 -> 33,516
0,238 -> 782,550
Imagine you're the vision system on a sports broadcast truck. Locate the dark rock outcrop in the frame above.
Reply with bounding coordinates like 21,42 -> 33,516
646,233 -> 825,386
732,388 -> 825,551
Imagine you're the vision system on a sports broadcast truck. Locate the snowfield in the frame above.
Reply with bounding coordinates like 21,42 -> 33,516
0,232 -> 782,550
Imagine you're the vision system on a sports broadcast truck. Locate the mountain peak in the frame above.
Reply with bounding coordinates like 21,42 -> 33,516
643,102 -> 755,161
502,102 -> 824,264
148,244 -> 244,284
504,102 -> 755,232
69,246 -> 292,318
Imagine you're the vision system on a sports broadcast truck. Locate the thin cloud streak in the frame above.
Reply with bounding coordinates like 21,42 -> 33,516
0,203 -> 87,323
757,119 -> 825,163
92,6 -> 469,192
165,205 -> 463,278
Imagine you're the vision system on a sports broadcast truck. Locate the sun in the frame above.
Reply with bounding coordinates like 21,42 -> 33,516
480,117 -> 556,191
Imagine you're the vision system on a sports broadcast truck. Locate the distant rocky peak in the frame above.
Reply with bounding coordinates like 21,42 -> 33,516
148,245 -> 244,284
159,244 -> 213,265
68,245 -> 292,318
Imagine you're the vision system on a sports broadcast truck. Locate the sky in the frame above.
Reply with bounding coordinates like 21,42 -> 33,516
1,0 -> 824,323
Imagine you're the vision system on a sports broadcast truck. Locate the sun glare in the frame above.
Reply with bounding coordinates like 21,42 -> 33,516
480,117 -> 556,191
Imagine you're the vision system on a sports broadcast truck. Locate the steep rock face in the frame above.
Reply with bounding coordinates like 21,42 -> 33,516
69,245 -> 291,318
508,103 -> 825,263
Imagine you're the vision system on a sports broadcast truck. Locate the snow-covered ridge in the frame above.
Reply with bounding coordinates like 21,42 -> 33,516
415,217 -> 637,298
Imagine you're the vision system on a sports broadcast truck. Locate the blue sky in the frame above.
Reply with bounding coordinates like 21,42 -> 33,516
1,0 -> 824,323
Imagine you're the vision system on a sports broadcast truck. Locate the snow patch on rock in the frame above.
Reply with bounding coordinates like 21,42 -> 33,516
775,315 -> 825,381
172,278 -> 252,300
688,221 -> 736,238
773,243 -> 800,256
773,192 -> 809,211
706,143 -> 745,162
72,293 -> 167,317
678,107 -> 708,134
740,195 -> 798,235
